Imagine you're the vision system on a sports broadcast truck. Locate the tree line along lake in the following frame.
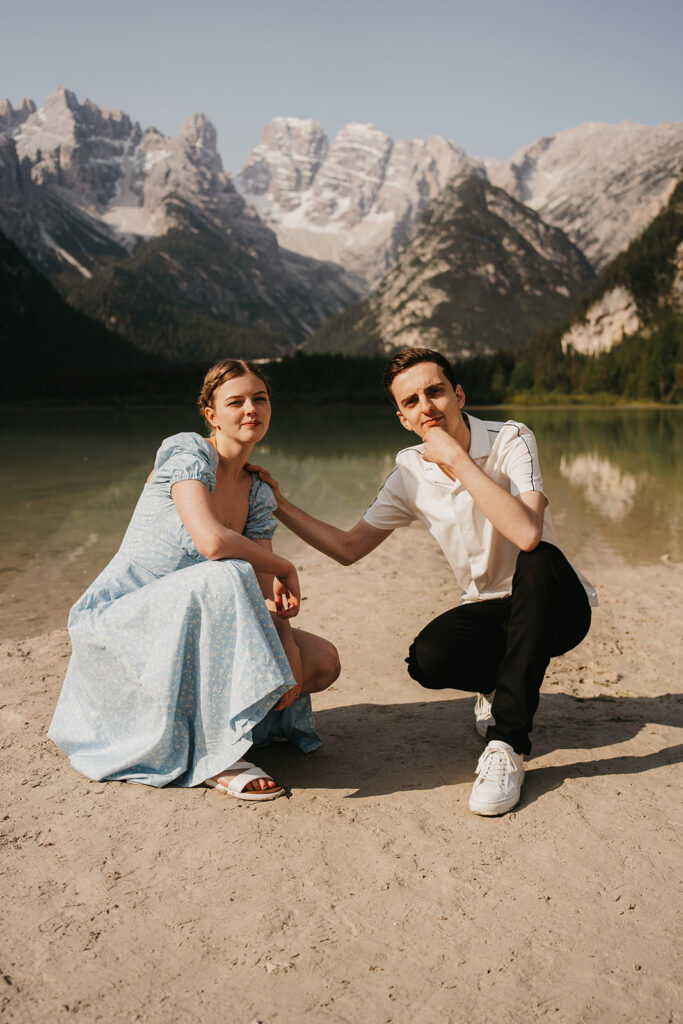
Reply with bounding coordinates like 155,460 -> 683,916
1,405 -> 681,640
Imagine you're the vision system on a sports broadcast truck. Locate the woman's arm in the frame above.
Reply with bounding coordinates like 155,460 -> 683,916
252,539 -> 304,710
172,478 -> 300,617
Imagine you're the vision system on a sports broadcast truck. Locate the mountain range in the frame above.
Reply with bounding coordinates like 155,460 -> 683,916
1,87 -> 682,368
302,175 -> 596,358
238,117 -> 683,282
0,88 -> 362,362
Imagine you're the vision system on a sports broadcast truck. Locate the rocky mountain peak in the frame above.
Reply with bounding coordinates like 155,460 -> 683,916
236,114 -> 683,284
13,87 -> 141,202
238,117 -> 328,210
16,86 -> 81,161
2,89 -> 240,239
262,116 -> 328,163
47,84 -> 80,113
139,112 -> 238,229
485,119 -> 683,268
0,97 -> 36,132
307,122 -> 393,224
178,112 -> 218,151
236,119 -> 485,283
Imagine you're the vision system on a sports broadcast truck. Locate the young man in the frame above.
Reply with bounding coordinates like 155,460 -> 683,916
254,347 -> 595,815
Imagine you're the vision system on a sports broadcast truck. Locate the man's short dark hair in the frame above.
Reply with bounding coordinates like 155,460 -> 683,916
382,347 -> 458,406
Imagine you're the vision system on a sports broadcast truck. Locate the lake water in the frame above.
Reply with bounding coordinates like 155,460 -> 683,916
1,405 -> 681,639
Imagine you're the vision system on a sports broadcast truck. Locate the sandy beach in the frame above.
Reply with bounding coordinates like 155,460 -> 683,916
1,527 -> 681,1023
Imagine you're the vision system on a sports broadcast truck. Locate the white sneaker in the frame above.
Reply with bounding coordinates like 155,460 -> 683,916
469,740 -> 524,816
474,691 -> 495,737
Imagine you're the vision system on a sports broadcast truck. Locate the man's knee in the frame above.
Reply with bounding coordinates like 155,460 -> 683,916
513,541 -> 561,594
406,633 -> 450,689
516,540 -> 555,573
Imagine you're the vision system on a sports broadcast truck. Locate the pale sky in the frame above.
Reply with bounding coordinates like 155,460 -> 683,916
2,0 -> 681,173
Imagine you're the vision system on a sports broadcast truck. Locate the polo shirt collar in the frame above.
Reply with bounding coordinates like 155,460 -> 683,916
465,414 -> 491,460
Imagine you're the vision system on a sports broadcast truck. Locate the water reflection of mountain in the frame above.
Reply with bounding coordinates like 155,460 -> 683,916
527,408 -> 683,564
260,450 -> 398,530
519,407 -> 681,487
559,452 -> 642,521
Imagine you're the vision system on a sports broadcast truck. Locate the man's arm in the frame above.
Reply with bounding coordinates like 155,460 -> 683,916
422,427 -> 545,551
278,497 -> 392,565
247,465 -> 392,564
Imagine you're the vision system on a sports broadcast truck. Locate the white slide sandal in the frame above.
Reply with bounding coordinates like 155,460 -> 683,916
204,760 -> 284,801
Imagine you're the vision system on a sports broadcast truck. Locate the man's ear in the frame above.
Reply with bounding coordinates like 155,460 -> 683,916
396,409 -> 411,432
455,384 -> 466,408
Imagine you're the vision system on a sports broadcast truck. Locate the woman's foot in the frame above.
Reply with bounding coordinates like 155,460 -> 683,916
211,767 -> 278,793
204,760 -> 284,801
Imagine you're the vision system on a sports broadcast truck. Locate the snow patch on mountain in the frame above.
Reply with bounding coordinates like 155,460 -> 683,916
40,228 -> 93,278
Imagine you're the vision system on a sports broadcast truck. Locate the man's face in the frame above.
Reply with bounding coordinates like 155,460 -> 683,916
390,362 -> 466,441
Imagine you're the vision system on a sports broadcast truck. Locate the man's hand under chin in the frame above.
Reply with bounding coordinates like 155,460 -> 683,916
421,425 -> 465,474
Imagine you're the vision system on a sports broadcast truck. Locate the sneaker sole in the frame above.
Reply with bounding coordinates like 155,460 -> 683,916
469,795 -> 521,816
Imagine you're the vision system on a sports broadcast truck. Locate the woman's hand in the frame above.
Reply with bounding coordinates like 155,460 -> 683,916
273,565 -> 300,618
274,679 -> 303,711
245,463 -> 282,504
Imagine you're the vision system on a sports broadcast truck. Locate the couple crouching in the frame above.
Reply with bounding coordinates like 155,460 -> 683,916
49,348 -> 595,817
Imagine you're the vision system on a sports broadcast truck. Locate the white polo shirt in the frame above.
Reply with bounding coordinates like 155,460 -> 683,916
363,414 -> 597,606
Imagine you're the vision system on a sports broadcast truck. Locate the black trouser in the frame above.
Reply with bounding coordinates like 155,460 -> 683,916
406,542 -> 591,756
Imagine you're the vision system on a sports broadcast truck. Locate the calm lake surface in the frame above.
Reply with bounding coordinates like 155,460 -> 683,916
1,405 -> 681,639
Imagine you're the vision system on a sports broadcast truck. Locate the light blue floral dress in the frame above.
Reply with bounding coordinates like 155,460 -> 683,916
48,432 -> 321,787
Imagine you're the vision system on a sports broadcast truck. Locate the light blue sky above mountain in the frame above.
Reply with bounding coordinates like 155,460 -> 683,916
4,0 -> 681,173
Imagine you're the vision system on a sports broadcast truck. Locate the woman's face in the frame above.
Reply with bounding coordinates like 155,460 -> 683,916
205,372 -> 271,444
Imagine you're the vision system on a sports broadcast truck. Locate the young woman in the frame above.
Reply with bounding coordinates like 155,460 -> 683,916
48,360 -> 340,800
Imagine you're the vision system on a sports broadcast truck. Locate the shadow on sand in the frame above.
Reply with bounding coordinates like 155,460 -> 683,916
255,691 -> 683,808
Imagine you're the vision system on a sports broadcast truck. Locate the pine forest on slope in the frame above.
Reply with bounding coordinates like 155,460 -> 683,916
0,227 -> 163,401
